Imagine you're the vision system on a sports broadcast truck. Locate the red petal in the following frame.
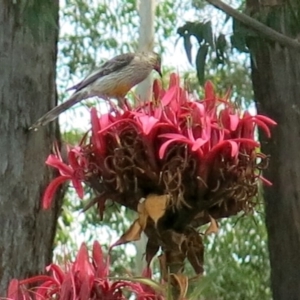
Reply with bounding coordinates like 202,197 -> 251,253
36,280 -> 59,299
220,109 -> 239,132
255,115 -> 277,126
159,133 -> 197,158
138,115 -> 159,135
73,243 -> 95,283
241,114 -> 276,138
45,154 -> 73,176
99,113 -> 112,129
253,118 -> 271,138
220,109 -> 230,129
97,118 -> 137,135
208,140 -> 238,158
229,113 -> 240,131
71,179 -> 84,199
91,108 -> 103,152
159,133 -> 189,140
260,176 -> 273,186
60,273 -> 74,300
46,264 -> 65,284
93,241 -> 109,277
68,150 -> 80,169
152,79 -> 161,101
91,108 -> 100,132
42,176 -> 70,209
242,111 -> 251,120
7,279 -> 19,300
204,80 -> 215,99
93,241 -> 104,267
20,275 -> 56,285
142,267 -> 152,278
233,138 -> 260,147
159,138 -> 188,159
223,87 -> 232,101
72,245 -> 94,300
193,102 -> 205,117
191,138 -> 208,151
161,85 -> 177,106
168,73 -> 180,88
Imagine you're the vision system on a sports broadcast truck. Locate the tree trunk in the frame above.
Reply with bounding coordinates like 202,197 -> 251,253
134,0 -> 156,275
247,1 -> 300,299
136,0 -> 156,102
0,0 -> 62,294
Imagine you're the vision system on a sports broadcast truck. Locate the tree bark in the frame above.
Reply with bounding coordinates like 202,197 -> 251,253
0,0 -> 62,294
247,1 -> 300,299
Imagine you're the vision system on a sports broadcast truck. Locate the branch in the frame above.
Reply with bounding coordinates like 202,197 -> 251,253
206,0 -> 300,51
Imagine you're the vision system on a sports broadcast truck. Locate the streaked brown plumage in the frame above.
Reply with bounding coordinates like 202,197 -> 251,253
29,51 -> 162,130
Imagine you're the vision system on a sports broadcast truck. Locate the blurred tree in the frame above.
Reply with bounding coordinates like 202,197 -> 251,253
246,0 -> 300,298
0,0 -> 62,294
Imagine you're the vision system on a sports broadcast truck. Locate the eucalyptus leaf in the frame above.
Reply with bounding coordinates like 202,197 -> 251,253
202,21 -> 214,48
183,34 -> 193,65
196,44 -> 209,85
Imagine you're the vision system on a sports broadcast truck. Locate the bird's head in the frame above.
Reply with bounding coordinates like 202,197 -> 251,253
149,52 -> 162,77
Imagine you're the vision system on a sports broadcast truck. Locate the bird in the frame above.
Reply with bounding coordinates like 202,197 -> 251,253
29,51 -> 162,130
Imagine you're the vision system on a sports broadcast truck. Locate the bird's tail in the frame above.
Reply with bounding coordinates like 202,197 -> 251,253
29,93 -> 84,130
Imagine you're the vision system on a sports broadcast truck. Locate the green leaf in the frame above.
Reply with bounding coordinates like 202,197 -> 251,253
231,19 -> 256,53
196,44 -> 209,85
202,21 -> 214,47
215,34 -> 227,64
230,34 -> 248,53
191,22 -> 204,44
183,34 -> 193,65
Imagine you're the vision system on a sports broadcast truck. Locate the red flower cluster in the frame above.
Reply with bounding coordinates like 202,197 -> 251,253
7,242 -> 164,300
18,74 -> 276,298
42,73 -> 276,216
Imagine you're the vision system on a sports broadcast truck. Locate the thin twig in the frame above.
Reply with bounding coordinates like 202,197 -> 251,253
206,0 -> 300,51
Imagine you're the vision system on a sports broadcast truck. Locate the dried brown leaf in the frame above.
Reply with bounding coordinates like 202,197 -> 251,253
137,200 -> 148,230
161,230 -> 186,252
186,229 -> 204,275
144,194 -> 169,226
205,215 -> 219,235
170,273 -> 189,299
110,219 -> 142,248
158,253 -> 168,281
145,239 -> 160,267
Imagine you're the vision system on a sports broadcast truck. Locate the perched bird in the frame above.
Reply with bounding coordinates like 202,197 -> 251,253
29,51 -> 162,130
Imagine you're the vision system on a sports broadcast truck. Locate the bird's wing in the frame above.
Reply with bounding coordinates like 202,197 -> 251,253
67,53 -> 135,92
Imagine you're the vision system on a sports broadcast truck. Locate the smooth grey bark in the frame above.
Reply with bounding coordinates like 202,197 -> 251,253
0,0 -> 62,294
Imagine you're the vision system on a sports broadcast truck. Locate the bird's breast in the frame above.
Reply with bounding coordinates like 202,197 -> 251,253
88,67 -> 151,99
105,83 -> 132,98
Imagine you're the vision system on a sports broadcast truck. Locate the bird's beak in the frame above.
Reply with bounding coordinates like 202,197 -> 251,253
155,66 -> 163,78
